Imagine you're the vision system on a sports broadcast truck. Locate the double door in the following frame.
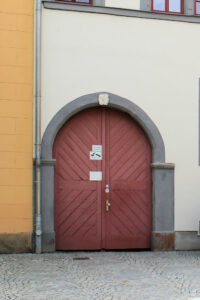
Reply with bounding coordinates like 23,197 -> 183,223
53,107 -> 152,250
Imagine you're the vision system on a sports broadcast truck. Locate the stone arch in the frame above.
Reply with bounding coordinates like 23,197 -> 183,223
41,92 -> 174,252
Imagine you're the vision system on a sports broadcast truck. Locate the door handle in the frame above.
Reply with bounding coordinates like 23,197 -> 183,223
106,200 -> 111,212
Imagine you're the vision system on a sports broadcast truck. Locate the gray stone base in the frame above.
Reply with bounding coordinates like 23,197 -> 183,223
42,231 -> 56,252
152,232 -> 175,250
0,233 -> 32,254
175,231 -> 200,250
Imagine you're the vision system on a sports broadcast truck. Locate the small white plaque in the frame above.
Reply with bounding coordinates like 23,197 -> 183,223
98,94 -> 109,106
92,145 -> 102,152
90,151 -> 102,160
89,171 -> 102,181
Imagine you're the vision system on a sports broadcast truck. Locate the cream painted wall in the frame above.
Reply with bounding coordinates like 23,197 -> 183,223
41,9 -> 200,231
105,0 -> 140,10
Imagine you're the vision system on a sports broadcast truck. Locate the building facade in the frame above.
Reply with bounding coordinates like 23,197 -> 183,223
0,0 -> 34,252
1,0 -> 200,253
41,0 -> 200,252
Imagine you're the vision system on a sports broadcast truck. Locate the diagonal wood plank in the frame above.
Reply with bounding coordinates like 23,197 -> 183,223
53,108 -> 102,250
106,108 -> 152,249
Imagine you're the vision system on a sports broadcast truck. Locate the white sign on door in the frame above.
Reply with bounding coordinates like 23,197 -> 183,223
92,145 -> 102,152
90,145 -> 102,160
89,171 -> 102,181
90,151 -> 102,160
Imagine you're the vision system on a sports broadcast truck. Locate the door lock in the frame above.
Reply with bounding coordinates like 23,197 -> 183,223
105,184 -> 110,193
106,200 -> 111,212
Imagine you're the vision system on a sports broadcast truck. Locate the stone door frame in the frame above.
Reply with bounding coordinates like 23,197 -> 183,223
41,92 -> 175,252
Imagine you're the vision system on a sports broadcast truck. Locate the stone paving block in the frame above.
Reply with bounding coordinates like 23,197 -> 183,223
1,251 -> 200,299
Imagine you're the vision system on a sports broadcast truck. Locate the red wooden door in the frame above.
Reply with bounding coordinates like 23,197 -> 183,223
53,107 -> 152,250
103,109 -> 152,249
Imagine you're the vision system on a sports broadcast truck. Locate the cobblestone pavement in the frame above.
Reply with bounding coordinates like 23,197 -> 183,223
1,251 -> 200,300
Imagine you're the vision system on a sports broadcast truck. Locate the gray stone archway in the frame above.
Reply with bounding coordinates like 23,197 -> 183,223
41,92 -> 174,252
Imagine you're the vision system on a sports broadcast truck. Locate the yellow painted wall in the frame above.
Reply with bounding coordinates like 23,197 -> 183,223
0,0 -> 34,233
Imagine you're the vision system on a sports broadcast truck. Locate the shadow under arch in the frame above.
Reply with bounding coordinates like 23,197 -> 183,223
41,92 -> 174,252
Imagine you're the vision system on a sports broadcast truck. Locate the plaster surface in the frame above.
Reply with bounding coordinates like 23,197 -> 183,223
41,8 -> 200,231
175,231 -> 200,250
106,0 -> 140,10
0,233 -> 32,254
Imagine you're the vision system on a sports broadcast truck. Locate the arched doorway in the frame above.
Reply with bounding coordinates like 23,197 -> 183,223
41,93 -> 174,252
53,107 -> 152,250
